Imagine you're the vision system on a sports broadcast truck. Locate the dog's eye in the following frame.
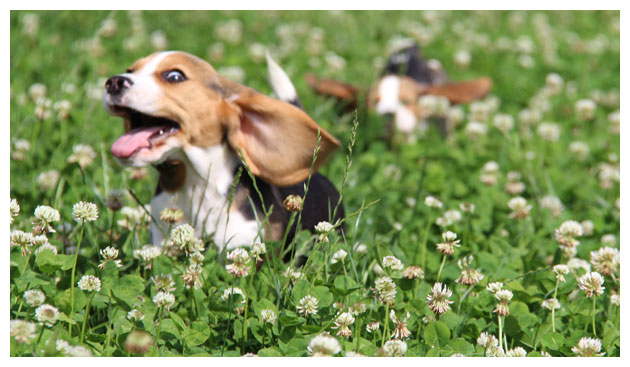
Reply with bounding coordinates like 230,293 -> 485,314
163,70 -> 186,83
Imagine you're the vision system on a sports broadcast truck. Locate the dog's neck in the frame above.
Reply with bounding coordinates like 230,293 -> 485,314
150,143 -> 242,243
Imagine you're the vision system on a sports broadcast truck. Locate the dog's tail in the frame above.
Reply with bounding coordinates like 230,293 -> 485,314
266,52 -> 302,109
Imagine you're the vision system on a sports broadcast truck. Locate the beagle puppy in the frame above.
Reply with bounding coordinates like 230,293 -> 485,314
307,42 -> 492,137
103,51 -> 343,252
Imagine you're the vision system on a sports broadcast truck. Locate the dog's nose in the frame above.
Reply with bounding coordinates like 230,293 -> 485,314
105,75 -> 133,96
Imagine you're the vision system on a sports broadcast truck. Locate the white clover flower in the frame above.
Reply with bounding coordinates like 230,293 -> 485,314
217,66 -> 245,84
37,170 -> 60,191
382,255 -> 403,270
536,122 -> 561,141
477,332 -> 499,348
366,321 -> 380,333
383,339 -> 407,357
10,198 -> 20,223
10,319 -> 37,344
168,223 -> 204,255
150,30 -> 168,50
580,220 -> 594,236
447,106 -> 465,126
68,345 -> 93,357
569,141 -> 590,160
182,264 -> 202,289
127,309 -> 144,322
518,108 -> 542,127
35,304 -> 60,327
444,209 -> 462,223
214,19 -> 243,44
494,289 -> 513,316
459,202 -> 475,213
283,267 -> 303,283
248,42 -> 266,62
28,82 -> 46,100
424,195 -> 444,209
486,282 -> 504,293
152,291 -> 175,309
333,312 -> 355,338
555,220 -> 583,248
330,249 -> 348,264
297,295 -> 319,316
35,242 -> 58,255
542,296 -> 561,311
151,274 -> 176,293
72,201 -> 98,222
506,346 -> 527,357
577,272 -> 605,297
33,205 -> 60,233
590,247 -> 619,276
575,99 -> 596,121
99,246 -> 122,269
567,258 -> 591,274
402,265 -> 424,279
353,243 -> 367,255
465,121 -> 488,139
610,293 -> 620,307
260,309 -> 276,324
78,275 -> 101,292
67,144 -> 96,168
373,276 -> 397,305
545,73 -> 564,94
426,282 -> 453,315
507,197 -> 531,219
221,287 -> 246,303
307,333 -> 341,356
159,207 -> 183,224
226,248 -> 251,277
455,255 -> 484,285
390,310 -> 411,339
315,221 -> 334,234
324,51 -> 347,72
11,230 -> 33,256
601,234 -> 616,246
134,245 -> 162,266
572,337 -> 605,356
436,231 -> 461,255
553,264 -> 570,282
540,195 -> 564,217
250,242 -> 267,261
453,49 -> 471,67
493,114 -> 514,134
24,289 -> 46,307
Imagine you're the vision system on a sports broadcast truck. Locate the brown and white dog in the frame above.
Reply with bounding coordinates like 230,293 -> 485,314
103,51 -> 343,252
307,42 -> 492,137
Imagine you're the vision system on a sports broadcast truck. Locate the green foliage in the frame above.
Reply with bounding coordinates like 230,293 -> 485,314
9,10 -> 619,357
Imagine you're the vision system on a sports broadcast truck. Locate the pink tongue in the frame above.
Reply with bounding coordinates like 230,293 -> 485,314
111,126 -> 167,158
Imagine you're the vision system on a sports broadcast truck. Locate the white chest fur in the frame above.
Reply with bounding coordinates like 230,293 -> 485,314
150,143 -> 262,252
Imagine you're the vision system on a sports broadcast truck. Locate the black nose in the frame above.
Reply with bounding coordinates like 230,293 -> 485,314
105,75 -> 133,96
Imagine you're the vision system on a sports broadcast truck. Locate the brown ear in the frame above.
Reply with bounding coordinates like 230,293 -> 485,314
425,77 -> 492,104
305,73 -> 359,108
221,84 -> 340,187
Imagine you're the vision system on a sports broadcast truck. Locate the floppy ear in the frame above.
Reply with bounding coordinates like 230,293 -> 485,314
220,82 -> 340,187
425,77 -> 492,104
305,73 -> 359,108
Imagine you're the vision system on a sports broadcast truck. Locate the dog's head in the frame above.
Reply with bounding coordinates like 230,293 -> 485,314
103,51 -> 339,186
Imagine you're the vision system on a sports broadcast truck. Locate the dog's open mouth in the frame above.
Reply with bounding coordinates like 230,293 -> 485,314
110,107 -> 181,159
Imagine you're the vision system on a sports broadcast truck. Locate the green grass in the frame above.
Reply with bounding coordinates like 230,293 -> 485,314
10,10 -> 619,357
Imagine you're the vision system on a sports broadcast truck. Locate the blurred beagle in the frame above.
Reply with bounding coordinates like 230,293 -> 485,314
306,42 -> 492,138
103,51 -> 343,252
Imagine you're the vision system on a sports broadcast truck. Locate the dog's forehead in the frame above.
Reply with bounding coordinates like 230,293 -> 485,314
130,51 -> 214,75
